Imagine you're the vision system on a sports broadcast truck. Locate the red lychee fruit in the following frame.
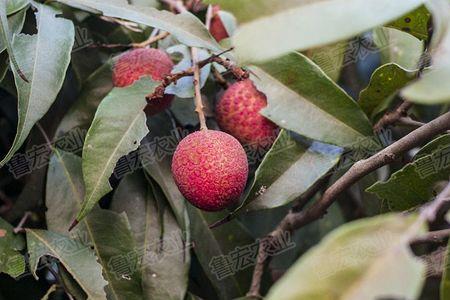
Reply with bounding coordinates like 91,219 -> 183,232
171,130 -> 248,211
215,79 -> 279,149
112,48 -> 174,115
209,5 -> 229,42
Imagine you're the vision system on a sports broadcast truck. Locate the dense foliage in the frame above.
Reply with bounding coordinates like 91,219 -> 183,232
0,0 -> 449,299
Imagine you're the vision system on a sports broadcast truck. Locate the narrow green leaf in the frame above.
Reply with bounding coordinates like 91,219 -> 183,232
0,0 -> 28,82
142,112 -> 190,232
6,0 -> 29,15
306,41 -> 347,82
187,206 -> 254,300
56,0 -> 222,53
46,151 -> 144,299
251,52 -> 374,148
367,134 -> 450,211
266,214 -> 426,300
112,172 -> 190,300
0,3 -> 74,166
209,0 -> 425,63
0,217 -> 25,278
26,229 -> 108,300
55,61 -> 114,138
242,130 -> 341,211
0,7 -> 27,54
78,78 -> 158,221
359,63 -> 416,119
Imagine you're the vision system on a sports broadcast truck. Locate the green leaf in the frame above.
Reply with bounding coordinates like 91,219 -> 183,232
6,0 -> 29,15
387,5 -> 431,40
56,0 -> 222,53
306,41 -> 347,82
242,130 -> 341,211
401,1 -> 450,104
142,113 -> 190,232
26,229 -> 108,300
208,0 -> 425,63
373,27 -> 424,71
0,0 -> 28,83
46,151 -> 144,299
55,61 -> 114,138
77,77 -> 158,221
266,213 -> 426,300
142,182 -> 189,299
0,3 -> 74,166
187,206 -> 254,300
111,172 -> 190,300
0,217 -> 25,278
251,52 -> 374,148
367,134 -> 450,211
0,7 -> 27,54
442,240 -> 450,300
359,63 -> 416,119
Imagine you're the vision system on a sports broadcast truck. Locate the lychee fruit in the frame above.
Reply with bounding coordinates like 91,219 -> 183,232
112,48 -> 174,115
171,130 -> 248,211
215,79 -> 279,149
209,5 -> 229,42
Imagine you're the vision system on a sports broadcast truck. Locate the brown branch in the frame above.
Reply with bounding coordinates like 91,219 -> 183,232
146,50 -> 247,101
421,180 -> 450,223
212,67 -> 229,89
411,228 -> 450,245
373,101 -> 413,132
247,111 -> 450,298
132,31 -> 170,48
99,16 -> 142,32
89,31 -> 170,50
191,47 -> 208,130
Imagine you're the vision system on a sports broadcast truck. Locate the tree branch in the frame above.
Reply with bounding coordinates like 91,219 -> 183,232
247,111 -> 450,298
145,50 -> 247,101
191,47 -> 208,130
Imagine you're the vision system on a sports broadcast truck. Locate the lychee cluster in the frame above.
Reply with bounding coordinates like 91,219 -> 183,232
112,48 -> 174,115
216,79 -> 279,149
171,130 -> 248,211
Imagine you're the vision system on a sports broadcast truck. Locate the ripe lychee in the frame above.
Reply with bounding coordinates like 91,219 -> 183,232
112,48 -> 174,115
171,130 -> 248,211
209,5 -> 229,42
215,79 -> 279,149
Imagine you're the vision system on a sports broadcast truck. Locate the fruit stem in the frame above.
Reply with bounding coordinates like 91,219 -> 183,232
191,47 -> 208,131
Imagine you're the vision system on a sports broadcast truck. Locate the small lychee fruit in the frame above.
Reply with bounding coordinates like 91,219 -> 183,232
209,5 -> 229,42
112,48 -> 174,115
171,130 -> 248,211
215,79 -> 279,149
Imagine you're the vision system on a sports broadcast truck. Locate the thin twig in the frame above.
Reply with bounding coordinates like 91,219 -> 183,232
247,111 -> 450,298
373,101 -> 413,132
411,228 -> 450,245
212,67 -> 229,89
132,31 -> 170,48
89,31 -> 170,50
13,211 -> 31,234
99,16 -> 142,32
421,180 -> 450,223
146,49 -> 246,101
191,47 -> 208,130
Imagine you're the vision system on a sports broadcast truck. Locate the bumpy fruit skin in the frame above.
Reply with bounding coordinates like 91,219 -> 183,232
112,48 -> 174,115
210,5 -> 229,42
216,79 -> 279,149
172,130 -> 249,211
